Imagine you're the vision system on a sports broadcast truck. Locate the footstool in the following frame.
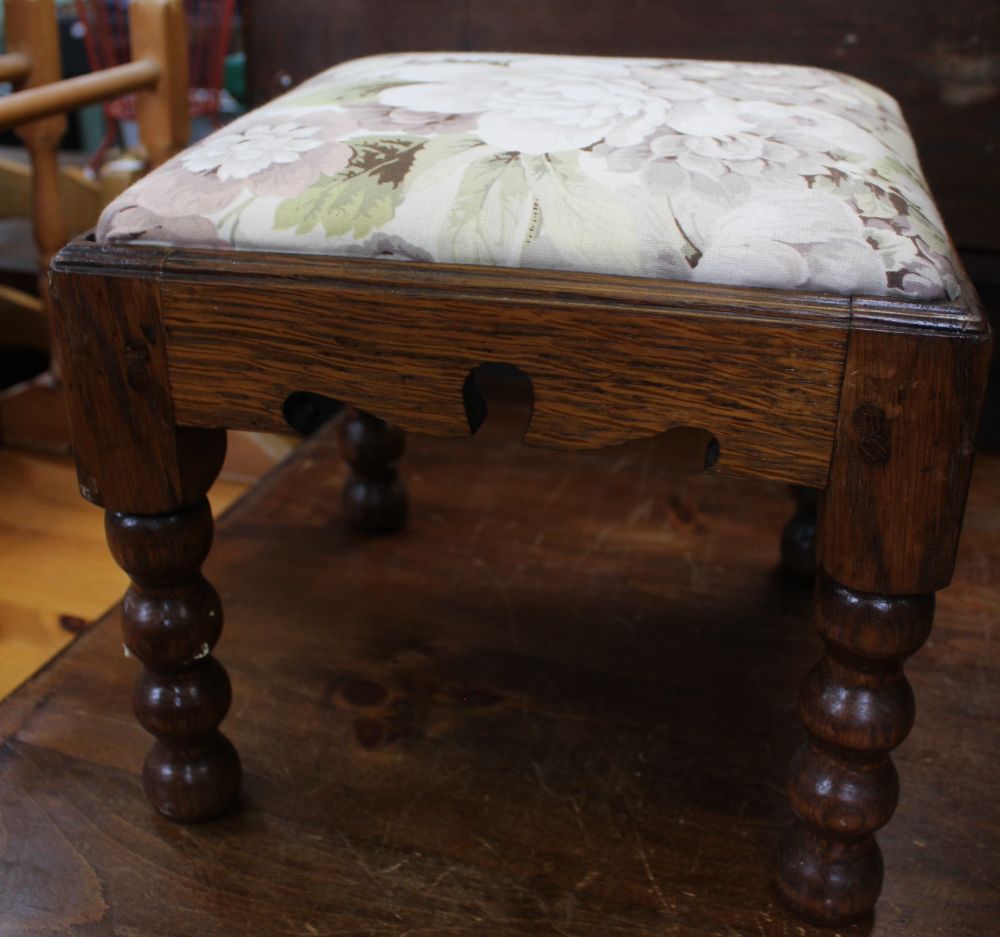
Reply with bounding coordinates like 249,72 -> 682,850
50,53 -> 991,925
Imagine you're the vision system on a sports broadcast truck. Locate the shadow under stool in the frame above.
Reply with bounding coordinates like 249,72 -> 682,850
49,52 -> 991,927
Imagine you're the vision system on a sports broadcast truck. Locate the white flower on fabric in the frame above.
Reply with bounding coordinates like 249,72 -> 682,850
696,238 -> 810,289
182,121 -> 324,180
689,188 -> 885,292
377,59 -> 682,154
651,130 -> 800,177
759,105 -> 894,164
703,64 -> 889,113
798,237 -> 886,294
706,188 -> 866,245
649,99 -> 804,177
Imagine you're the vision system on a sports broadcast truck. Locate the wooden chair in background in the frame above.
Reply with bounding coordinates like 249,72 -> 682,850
73,0 -> 236,172
0,0 -> 188,450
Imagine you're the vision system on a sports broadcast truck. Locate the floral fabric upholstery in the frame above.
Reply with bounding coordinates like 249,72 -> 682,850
99,53 -> 959,301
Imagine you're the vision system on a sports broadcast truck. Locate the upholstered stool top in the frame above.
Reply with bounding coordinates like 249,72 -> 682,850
98,53 -> 959,301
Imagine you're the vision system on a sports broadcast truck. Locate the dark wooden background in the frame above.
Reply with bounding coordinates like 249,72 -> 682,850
243,0 -> 1000,253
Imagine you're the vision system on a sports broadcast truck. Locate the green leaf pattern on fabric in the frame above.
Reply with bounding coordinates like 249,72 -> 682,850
274,136 -> 425,237
447,152 -> 531,265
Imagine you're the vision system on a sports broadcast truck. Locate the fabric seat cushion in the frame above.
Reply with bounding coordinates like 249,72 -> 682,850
98,52 -> 960,302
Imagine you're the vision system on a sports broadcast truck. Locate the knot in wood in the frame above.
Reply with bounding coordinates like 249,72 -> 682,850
851,403 -> 891,464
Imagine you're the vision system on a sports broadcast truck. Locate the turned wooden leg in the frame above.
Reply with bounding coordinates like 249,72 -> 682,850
776,572 -> 934,922
50,256 -> 243,821
338,406 -> 408,534
781,486 -> 818,579
106,496 -> 241,822
771,323 -> 989,924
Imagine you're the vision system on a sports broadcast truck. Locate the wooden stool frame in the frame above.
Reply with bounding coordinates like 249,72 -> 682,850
50,235 -> 990,926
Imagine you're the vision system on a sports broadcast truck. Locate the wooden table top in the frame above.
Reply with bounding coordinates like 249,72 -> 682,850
1,378 -> 997,936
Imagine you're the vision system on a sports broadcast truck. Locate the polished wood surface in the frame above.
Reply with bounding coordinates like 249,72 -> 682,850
1,399 -> 997,935
106,478 -> 242,822
778,299 -> 990,917
819,326 -> 990,595
777,575 -> 935,922
0,52 -> 31,84
50,257 -> 228,513
161,262 -> 848,486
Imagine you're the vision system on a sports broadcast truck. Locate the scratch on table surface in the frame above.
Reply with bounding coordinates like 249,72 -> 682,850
627,498 -> 655,526
636,834 -> 672,916
422,866 -> 455,894
753,908 -> 775,937
530,760 -> 594,850
686,838 -> 703,875
568,791 -> 594,850
539,472 -> 573,515
567,523 -> 614,579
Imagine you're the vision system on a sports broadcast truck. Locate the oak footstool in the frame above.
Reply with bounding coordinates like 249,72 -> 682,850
50,53 -> 991,926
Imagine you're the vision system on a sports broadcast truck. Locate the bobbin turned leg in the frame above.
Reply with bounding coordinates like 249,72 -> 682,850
781,486 -> 818,579
338,406 -> 408,534
49,261 -> 244,822
776,573 -> 933,921
106,493 -> 241,822
775,325 -> 990,924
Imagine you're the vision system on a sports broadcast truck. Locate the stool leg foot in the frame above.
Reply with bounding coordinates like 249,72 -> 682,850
780,486 -> 818,579
339,406 -> 408,534
776,572 -> 933,923
107,499 -> 241,822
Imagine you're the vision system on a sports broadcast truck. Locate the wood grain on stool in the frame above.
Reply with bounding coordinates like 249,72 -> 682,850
50,254 -> 244,820
776,307 -> 990,923
153,247 -> 852,486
